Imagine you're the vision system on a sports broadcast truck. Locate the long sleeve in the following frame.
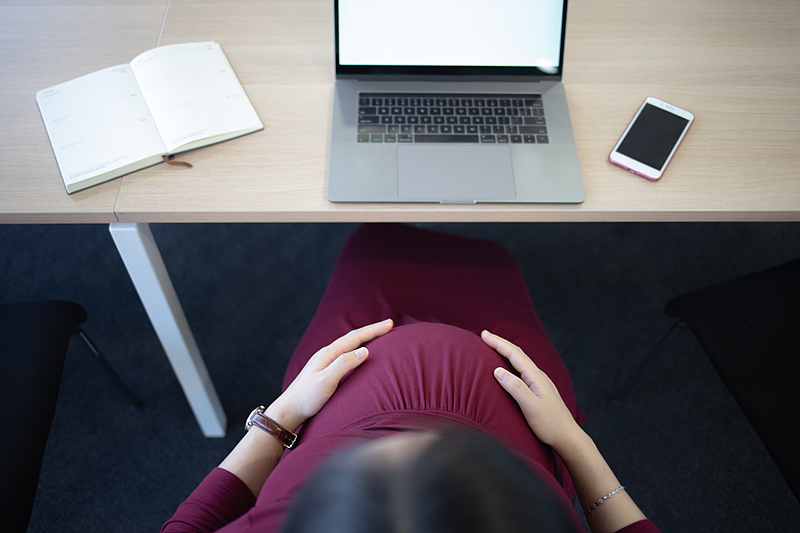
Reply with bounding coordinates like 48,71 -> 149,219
615,519 -> 661,533
161,468 -> 256,533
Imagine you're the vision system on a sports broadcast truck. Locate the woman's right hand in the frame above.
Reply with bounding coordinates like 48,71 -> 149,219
481,330 -> 583,453
483,330 -> 652,533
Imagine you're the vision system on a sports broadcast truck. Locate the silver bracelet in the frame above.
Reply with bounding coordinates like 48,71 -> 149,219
583,486 -> 625,516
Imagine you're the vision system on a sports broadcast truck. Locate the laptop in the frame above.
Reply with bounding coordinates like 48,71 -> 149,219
328,0 -> 584,204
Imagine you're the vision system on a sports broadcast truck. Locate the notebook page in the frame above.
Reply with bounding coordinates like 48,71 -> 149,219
36,65 -> 166,188
130,42 -> 263,154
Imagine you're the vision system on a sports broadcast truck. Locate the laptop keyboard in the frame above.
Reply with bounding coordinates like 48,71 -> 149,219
357,93 -> 548,144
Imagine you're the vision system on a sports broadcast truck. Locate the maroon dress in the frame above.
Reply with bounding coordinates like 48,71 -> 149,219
162,224 -> 659,533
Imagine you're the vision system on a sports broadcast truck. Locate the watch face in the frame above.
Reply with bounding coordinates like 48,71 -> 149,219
242,406 -> 298,448
245,406 -> 265,431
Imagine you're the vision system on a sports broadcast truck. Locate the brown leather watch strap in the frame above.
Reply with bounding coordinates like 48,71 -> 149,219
245,406 -> 298,449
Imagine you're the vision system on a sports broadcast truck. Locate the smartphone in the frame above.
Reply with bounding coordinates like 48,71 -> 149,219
609,97 -> 694,181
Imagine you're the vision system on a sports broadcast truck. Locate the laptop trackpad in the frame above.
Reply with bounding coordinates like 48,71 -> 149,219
397,145 -> 516,202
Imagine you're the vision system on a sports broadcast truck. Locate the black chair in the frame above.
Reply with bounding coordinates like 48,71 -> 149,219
612,258 -> 800,502
0,301 -> 140,532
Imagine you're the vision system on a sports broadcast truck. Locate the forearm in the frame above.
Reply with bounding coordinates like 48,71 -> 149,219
218,404 -> 296,498
555,431 -> 647,533
165,321 -> 389,531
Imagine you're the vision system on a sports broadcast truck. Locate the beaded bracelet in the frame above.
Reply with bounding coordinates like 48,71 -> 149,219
584,486 -> 625,516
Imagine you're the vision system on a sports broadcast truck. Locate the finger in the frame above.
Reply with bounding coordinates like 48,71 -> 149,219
320,319 -> 393,366
322,346 -> 370,385
481,330 -> 540,375
332,318 -> 393,352
493,366 -> 534,405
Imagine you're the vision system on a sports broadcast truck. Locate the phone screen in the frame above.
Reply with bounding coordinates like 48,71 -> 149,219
616,103 -> 691,170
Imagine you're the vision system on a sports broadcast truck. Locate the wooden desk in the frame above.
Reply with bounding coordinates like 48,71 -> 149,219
2,0 -> 799,437
0,1 -> 170,222
111,0 -> 800,223
0,0 -> 227,437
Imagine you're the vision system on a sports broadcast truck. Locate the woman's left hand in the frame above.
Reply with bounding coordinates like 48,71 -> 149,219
266,319 -> 394,432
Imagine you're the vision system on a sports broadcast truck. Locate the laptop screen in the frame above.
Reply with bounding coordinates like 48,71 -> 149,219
335,0 -> 567,79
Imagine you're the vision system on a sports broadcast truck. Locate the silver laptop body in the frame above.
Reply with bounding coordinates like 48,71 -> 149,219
328,0 -> 584,204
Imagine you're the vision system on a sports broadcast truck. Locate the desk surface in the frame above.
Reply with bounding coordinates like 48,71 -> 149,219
2,0 -> 799,223
0,1 -> 168,223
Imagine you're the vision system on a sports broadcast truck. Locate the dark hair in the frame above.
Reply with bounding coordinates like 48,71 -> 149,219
281,426 -> 578,533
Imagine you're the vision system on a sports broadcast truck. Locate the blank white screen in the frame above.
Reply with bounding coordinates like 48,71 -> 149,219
338,0 -> 563,69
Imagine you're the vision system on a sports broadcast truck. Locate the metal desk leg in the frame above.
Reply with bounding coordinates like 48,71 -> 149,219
109,222 -> 227,437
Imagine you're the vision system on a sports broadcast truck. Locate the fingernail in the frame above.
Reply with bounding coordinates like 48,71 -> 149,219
494,367 -> 506,382
356,347 -> 368,359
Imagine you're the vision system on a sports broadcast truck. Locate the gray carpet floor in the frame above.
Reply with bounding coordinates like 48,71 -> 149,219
2,221 -> 799,532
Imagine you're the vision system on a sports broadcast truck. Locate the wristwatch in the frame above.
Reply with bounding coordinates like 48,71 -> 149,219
245,405 -> 298,449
